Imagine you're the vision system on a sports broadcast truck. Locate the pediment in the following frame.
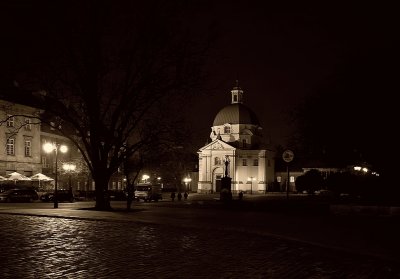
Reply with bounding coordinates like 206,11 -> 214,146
199,139 -> 236,152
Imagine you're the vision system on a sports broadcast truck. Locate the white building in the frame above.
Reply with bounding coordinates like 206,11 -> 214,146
197,84 -> 275,194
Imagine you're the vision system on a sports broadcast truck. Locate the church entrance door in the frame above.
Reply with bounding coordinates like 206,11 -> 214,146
215,175 -> 222,192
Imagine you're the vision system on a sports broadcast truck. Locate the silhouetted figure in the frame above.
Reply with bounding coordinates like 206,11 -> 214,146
171,192 -> 176,201
177,192 -> 182,201
238,191 -> 243,201
184,192 -> 188,200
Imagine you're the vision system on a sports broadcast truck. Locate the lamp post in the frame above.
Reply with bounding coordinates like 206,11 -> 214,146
63,163 -> 76,199
247,176 -> 256,195
43,142 -> 68,208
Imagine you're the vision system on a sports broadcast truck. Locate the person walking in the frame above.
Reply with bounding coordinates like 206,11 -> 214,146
184,192 -> 188,200
171,191 -> 176,201
177,192 -> 182,201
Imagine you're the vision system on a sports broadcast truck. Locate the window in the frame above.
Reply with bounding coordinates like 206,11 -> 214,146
253,159 -> 258,166
224,126 -> 231,134
277,176 -> 281,183
214,157 -> 221,165
24,118 -> 32,130
290,176 -> 295,183
7,115 -> 14,127
42,156 -> 49,168
242,139 -> 247,148
233,95 -> 237,102
242,159 -> 247,166
6,138 -> 15,155
25,140 -> 32,157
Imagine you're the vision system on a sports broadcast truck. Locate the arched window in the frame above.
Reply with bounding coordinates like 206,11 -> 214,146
224,126 -> 231,134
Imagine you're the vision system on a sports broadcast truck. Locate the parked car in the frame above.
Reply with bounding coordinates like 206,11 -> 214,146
0,189 -> 39,202
40,190 -> 74,202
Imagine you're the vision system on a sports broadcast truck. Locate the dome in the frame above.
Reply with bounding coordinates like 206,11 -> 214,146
213,103 -> 260,126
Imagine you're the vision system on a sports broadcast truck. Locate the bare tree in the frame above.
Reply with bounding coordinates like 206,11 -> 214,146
1,1 -> 213,210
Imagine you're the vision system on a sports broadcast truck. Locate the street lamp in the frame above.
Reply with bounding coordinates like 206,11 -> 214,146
247,176 -> 256,195
183,177 -> 192,191
43,142 -> 68,208
63,163 -> 76,198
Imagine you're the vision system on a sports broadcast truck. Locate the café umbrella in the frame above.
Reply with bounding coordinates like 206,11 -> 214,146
30,173 -> 54,187
6,172 -> 32,184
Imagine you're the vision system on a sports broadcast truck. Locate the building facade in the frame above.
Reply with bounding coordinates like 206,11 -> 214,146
0,100 -> 42,177
197,84 -> 275,194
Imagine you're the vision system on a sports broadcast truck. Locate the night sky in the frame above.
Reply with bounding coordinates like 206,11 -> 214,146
1,1 -> 398,152
190,1 -> 397,149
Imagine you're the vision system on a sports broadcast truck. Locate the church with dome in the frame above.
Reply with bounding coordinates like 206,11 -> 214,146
197,83 -> 275,194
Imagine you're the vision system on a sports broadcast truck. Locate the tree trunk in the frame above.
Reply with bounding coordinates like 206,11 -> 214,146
94,174 -> 112,211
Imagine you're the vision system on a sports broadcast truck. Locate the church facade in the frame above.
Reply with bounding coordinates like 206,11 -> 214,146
197,84 -> 275,194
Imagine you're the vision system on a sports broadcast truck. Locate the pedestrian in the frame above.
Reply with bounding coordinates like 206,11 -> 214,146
177,192 -> 182,201
238,191 -> 243,201
171,191 -> 176,201
184,191 -> 188,200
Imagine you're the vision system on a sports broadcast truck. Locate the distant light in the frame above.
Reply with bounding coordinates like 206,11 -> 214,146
43,142 -> 54,153
142,174 -> 149,180
354,166 -> 361,171
362,167 -> 368,173
59,145 -> 68,153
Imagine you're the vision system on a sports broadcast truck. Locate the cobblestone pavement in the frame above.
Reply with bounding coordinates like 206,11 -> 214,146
0,198 -> 399,279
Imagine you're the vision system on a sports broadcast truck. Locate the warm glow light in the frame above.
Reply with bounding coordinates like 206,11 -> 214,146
183,177 -> 192,183
362,167 -> 368,173
142,174 -> 149,181
157,177 -> 161,181
43,143 -> 68,153
63,163 -> 76,171
43,142 -> 54,153
59,145 -> 68,153
354,166 -> 361,171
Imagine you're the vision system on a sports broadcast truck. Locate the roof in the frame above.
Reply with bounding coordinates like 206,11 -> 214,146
213,103 -> 260,126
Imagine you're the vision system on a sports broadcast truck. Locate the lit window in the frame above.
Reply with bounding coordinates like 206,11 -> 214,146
253,159 -> 258,166
24,118 -> 32,130
290,176 -> 295,183
242,159 -> 247,166
224,126 -> 231,134
25,140 -> 32,157
277,176 -> 281,183
7,138 -> 15,155
7,115 -> 14,127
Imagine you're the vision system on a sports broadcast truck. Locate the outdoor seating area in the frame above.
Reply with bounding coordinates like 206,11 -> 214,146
0,172 -> 54,192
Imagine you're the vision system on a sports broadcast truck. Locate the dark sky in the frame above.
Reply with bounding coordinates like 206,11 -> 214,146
188,1 -> 398,149
1,1 -> 398,152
